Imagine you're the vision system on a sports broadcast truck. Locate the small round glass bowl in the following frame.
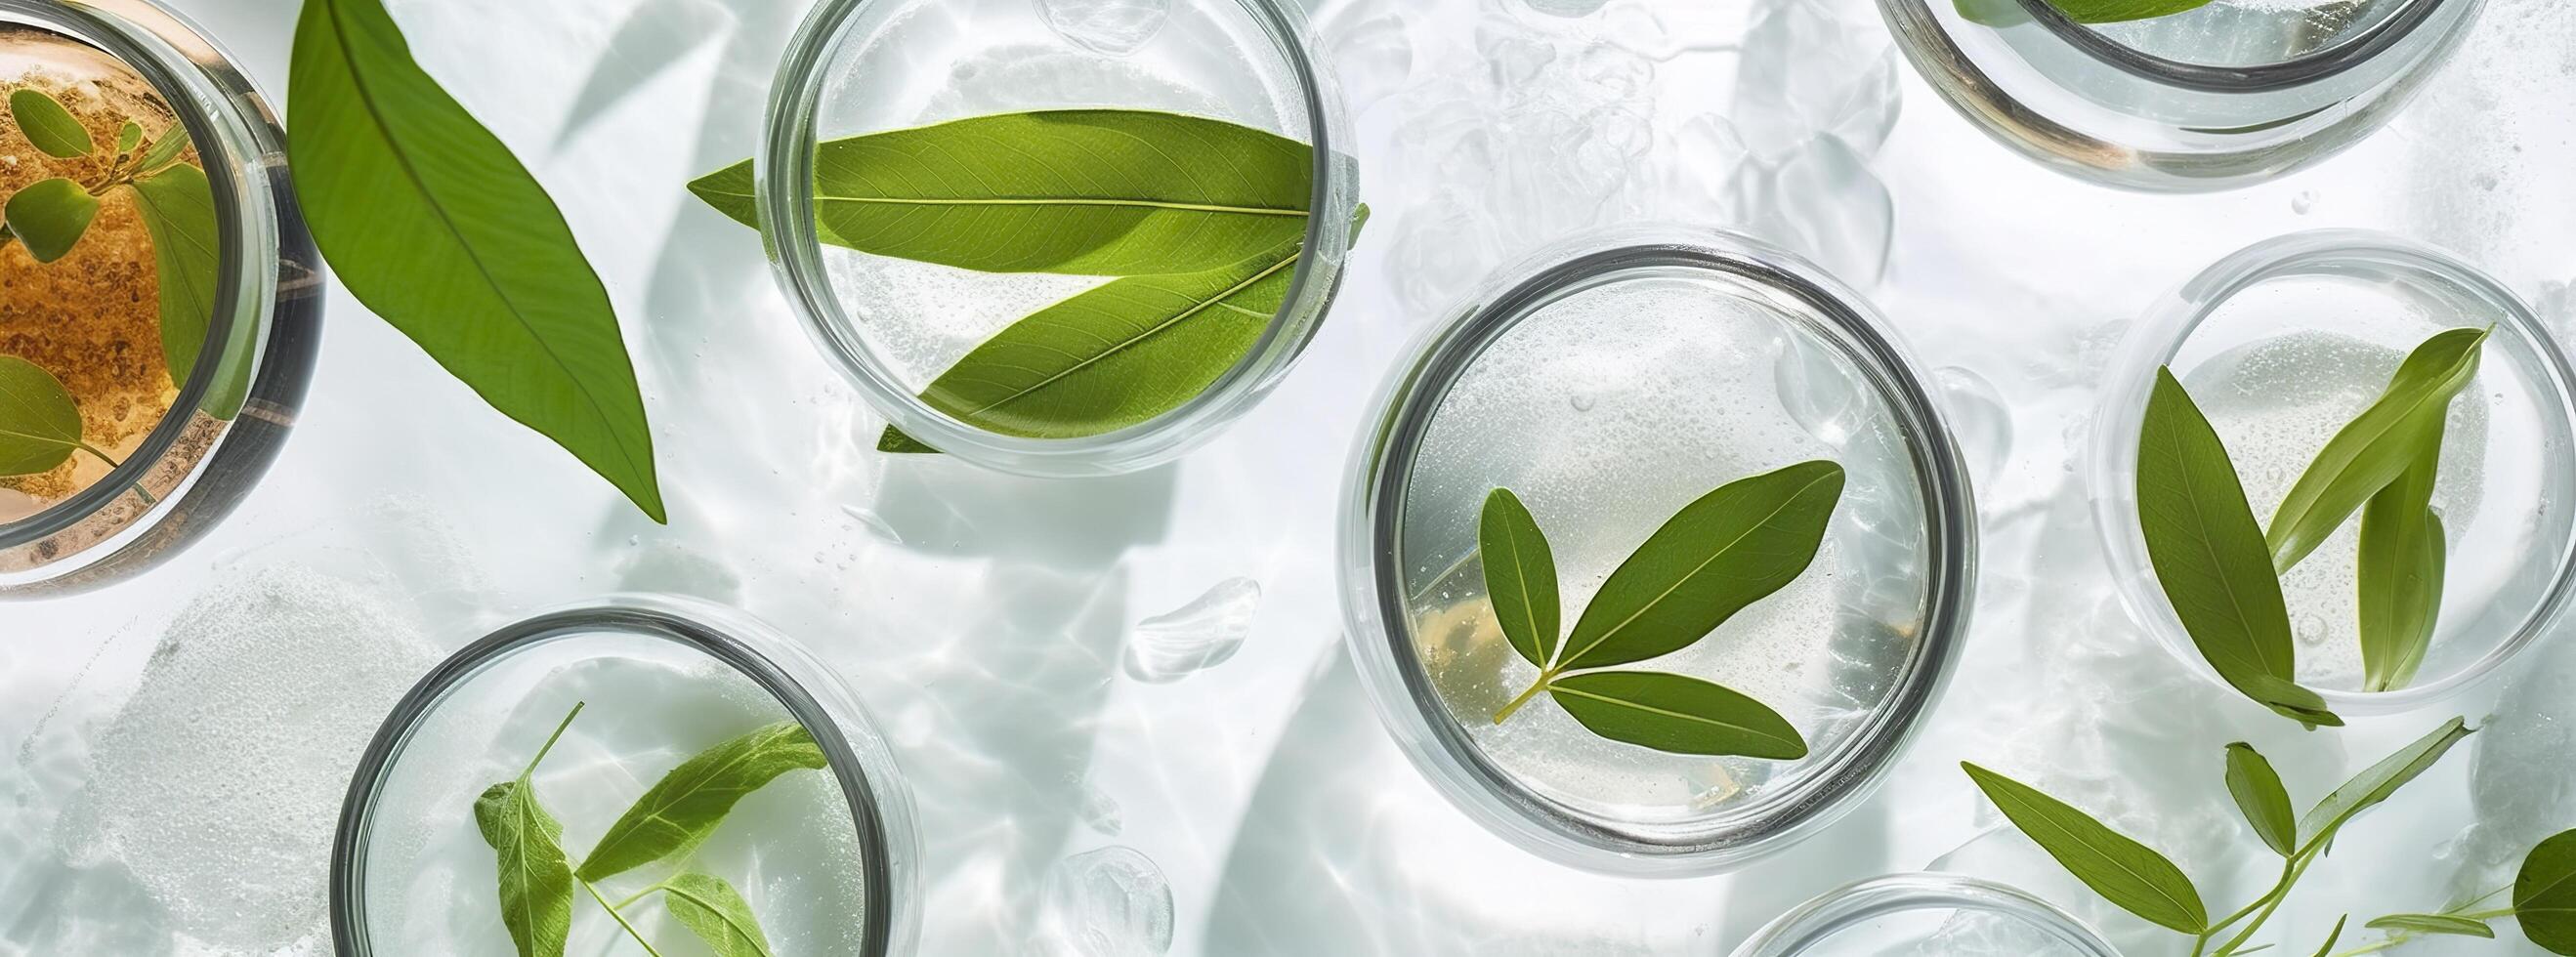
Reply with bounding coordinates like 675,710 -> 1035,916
1337,227 -> 1977,876
0,0 -> 320,596
2089,229 -> 2576,716
1878,0 -> 2481,190
1728,874 -> 2121,957
330,597 -> 921,956
756,0 -> 1356,477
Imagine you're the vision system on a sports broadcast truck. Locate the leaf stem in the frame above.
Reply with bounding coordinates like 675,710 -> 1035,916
1493,671 -> 1554,724
521,700 -> 585,780
2212,850 -> 2317,956
580,877 -> 665,957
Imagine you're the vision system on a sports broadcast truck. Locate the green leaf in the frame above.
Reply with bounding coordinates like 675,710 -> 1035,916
1962,762 -> 2209,933
474,705 -> 582,957
128,162 -> 249,419
115,121 -> 141,154
576,721 -> 826,881
2297,717 -> 2472,848
0,355 -> 87,477
136,123 -> 190,174
2265,327 -> 2486,572
9,89 -> 93,158
2363,913 -> 2494,937
2355,433 -> 2443,692
661,872 -> 775,957
2136,368 -> 2337,728
1479,487 -> 1560,670
290,0 -> 665,521
1545,671 -> 1806,759
691,109 -> 1311,276
2517,828 -> 2576,954
2308,915 -> 2349,957
2035,0 -> 2218,23
1953,0 -> 2032,27
4,177 -> 100,264
1554,460 -> 1844,671
2224,741 -> 2297,856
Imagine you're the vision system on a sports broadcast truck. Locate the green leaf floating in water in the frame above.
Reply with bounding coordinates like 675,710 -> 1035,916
2297,716 -> 2471,848
2265,327 -> 2486,573
2355,432 -> 2445,692
0,355 -> 91,477
9,89 -> 93,159
291,0 -> 664,521
1479,486 -> 1562,670
128,159 -> 251,420
1959,0 -> 2218,25
1548,671 -> 1806,759
690,109 -> 1312,275
475,703 -> 582,957
5,177 -> 100,264
1556,460 -> 1843,671
114,121 -> 142,154
2135,368 -> 2337,728
661,872 -> 775,957
2518,829 -> 2576,954
1962,762 -> 2210,934
2223,741 -> 2297,857
576,720 -> 826,881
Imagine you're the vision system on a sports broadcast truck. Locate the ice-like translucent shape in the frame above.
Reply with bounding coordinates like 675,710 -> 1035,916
1728,136 -> 1895,287
1731,0 -> 1901,156
1124,577 -> 1262,683
1077,779 -> 1126,836
1521,0 -> 1612,18
1032,846 -> 1175,957
1320,12 -> 1415,110
1035,0 -> 1171,56
1935,366 -> 2013,482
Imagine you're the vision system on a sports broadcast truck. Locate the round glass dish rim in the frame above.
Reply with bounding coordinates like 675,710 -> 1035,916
1335,225 -> 1979,876
0,0 -> 262,549
754,0 -> 1347,477
2003,0 -> 2454,94
326,596 -> 909,957
1725,872 -> 2122,957
2084,228 -> 2576,714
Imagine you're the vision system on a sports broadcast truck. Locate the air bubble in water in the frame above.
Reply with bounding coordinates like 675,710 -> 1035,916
1031,846 -> 1174,957
1035,0 -> 1169,56
1122,577 -> 1260,683
2292,190 -> 2317,215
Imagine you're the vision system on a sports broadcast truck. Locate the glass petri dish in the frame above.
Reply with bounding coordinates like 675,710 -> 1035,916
1337,227 -> 1977,876
2089,229 -> 2576,715
330,597 -> 921,956
1878,0 -> 2481,190
1728,874 -> 2121,956
756,0 -> 1357,477
0,0 -> 320,595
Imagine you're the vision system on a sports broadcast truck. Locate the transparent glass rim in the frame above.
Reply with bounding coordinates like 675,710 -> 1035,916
2009,0 -> 2451,93
327,596 -> 922,956
2085,229 -> 2576,715
755,0 -> 1353,478
1726,873 -> 2121,957
1336,225 -> 1978,876
0,0 -> 319,593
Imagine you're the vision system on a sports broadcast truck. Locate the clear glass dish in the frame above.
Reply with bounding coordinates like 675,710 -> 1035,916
2088,229 -> 2576,715
1337,227 -> 1977,876
1878,0 -> 2481,190
1728,873 -> 2120,956
756,0 -> 1357,477
0,0 -> 321,595
329,597 -> 921,956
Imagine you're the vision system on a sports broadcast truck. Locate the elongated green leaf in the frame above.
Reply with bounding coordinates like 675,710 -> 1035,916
2363,913 -> 2493,937
0,355 -> 86,477
290,0 -> 664,521
1545,671 -> 1806,759
691,109 -> 1310,275
1480,487 -> 1561,669
1962,762 -> 2209,933
2039,0 -> 2217,22
9,90 -> 92,158
2356,432 -> 2443,692
2266,328 -> 2486,572
2307,915 -> 2348,957
1553,460 -> 1844,671
577,721 -> 826,881
2136,368 -> 2337,727
878,235 -> 1300,450
2224,741 -> 2297,856
5,177 -> 100,264
128,162 -> 248,420
2298,717 -> 2471,847
2518,828 -> 2576,954
662,872 -> 774,957
114,121 -> 141,154
137,124 -> 190,175
474,779 -> 574,957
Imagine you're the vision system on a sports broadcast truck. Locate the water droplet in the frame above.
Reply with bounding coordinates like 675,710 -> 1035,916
1569,393 -> 1597,412
2291,190 -> 2316,215
2296,613 -> 2328,646
1122,578 -> 1261,683
841,504 -> 905,545
1035,0 -> 1169,56
1031,847 -> 1173,956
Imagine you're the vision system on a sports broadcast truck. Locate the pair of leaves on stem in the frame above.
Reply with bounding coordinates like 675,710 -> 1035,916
2356,826 -> 2576,953
475,703 -> 825,957
2135,328 -> 2486,727
1961,717 -> 2473,954
1472,460 -> 1843,759
688,109 -> 1355,452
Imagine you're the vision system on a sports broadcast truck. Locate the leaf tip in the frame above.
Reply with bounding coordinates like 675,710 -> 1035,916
876,426 -> 941,454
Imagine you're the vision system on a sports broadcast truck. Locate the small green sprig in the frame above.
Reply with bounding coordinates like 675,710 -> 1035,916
1963,719 -> 2472,957
2333,827 -> 2576,955
1471,460 -> 1844,759
477,702 -> 822,957
2135,329 -> 2486,727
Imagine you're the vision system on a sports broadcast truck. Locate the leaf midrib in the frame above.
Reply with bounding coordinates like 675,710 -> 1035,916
591,728 -> 786,862
2157,414 -> 2288,680
1549,683 -> 1793,748
664,881 -> 773,957
1557,468 -> 1834,668
955,249 -> 1301,418
2001,786 -> 2200,927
